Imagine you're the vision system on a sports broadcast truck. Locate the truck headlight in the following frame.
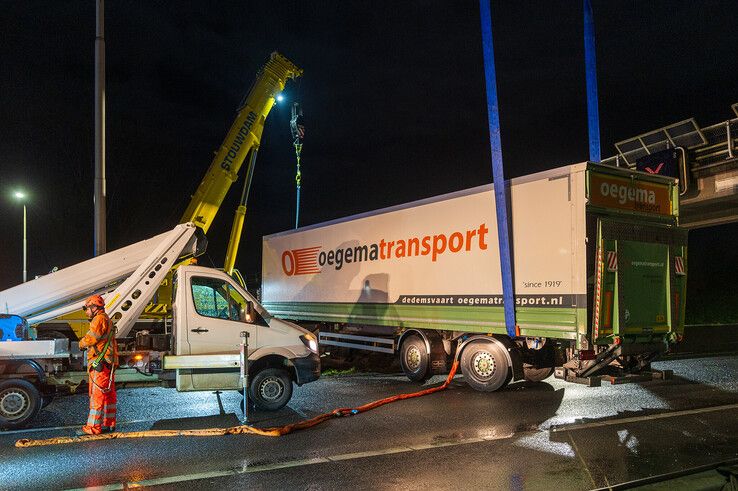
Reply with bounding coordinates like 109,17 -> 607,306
300,334 -> 318,354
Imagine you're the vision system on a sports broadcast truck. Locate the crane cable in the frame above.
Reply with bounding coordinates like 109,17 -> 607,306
16,359 -> 461,447
290,102 -> 304,228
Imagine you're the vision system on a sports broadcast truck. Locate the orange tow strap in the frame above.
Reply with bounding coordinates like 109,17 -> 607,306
16,360 -> 459,448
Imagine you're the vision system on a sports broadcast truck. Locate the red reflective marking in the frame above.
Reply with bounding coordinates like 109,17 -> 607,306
579,350 -> 596,360
674,292 -> 680,324
607,251 -> 617,272
603,291 -> 613,329
674,256 -> 685,275
645,163 -> 665,174
593,247 -> 603,339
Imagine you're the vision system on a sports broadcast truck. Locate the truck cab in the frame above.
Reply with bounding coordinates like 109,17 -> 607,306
170,265 -> 320,408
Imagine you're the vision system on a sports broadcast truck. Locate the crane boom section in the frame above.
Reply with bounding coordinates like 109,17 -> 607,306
0,224 -> 206,325
105,223 -> 205,338
0,229 -> 177,320
180,52 -> 303,232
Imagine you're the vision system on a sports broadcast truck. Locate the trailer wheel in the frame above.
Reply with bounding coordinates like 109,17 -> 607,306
400,335 -> 430,382
0,379 -> 42,429
523,366 -> 555,382
460,340 -> 511,392
249,368 -> 293,411
522,343 -> 555,382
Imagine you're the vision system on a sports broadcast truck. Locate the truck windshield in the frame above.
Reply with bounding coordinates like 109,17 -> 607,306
191,277 -> 249,321
190,276 -> 269,324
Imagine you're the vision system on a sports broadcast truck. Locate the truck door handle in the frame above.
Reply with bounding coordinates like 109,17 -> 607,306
191,327 -> 209,333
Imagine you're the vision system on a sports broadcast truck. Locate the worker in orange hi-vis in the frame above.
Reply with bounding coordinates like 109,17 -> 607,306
77,294 -> 118,435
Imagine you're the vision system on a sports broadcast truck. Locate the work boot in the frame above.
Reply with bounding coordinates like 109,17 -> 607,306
77,425 -> 101,436
101,426 -> 116,434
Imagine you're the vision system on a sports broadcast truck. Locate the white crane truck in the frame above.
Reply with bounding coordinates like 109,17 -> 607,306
262,162 -> 688,390
0,223 -> 320,429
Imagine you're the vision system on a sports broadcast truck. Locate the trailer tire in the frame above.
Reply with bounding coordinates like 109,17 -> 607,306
400,335 -> 430,382
460,340 -> 511,392
249,368 -> 293,411
523,366 -> 555,382
0,379 -> 42,429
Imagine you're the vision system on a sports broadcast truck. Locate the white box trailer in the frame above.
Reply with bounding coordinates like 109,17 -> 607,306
262,163 -> 687,390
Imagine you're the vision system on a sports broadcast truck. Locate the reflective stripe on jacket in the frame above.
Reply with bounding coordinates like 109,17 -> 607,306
79,312 -> 118,367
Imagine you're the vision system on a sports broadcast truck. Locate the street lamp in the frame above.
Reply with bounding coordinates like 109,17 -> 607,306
13,190 -> 27,282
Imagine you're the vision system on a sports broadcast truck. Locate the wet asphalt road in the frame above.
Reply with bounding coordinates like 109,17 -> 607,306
1,355 -> 737,490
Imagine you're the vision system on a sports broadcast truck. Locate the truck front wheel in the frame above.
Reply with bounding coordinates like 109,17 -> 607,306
249,368 -> 293,411
400,335 -> 430,382
460,340 -> 511,392
0,379 -> 42,429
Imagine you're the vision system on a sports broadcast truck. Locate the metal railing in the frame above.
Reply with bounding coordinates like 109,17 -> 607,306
598,106 -> 738,172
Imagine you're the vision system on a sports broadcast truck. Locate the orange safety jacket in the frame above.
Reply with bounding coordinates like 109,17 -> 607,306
79,311 -> 118,368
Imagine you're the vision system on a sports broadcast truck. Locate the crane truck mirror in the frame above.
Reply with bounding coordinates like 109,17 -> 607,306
244,301 -> 255,323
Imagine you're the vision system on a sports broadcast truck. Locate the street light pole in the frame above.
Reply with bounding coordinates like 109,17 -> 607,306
22,202 -> 27,283
94,0 -> 107,255
13,190 -> 27,283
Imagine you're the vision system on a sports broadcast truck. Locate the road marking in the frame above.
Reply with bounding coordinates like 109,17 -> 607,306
327,446 -> 413,461
240,456 -> 331,473
0,419 -> 155,436
66,432 -> 516,490
58,403 -> 738,490
550,402 -> 738,433
567,432 -> 598,488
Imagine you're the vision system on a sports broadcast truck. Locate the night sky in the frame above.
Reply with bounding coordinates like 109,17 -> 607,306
1,1 -> 737,320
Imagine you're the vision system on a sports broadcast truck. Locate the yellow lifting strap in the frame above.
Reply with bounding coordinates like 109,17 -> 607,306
15,360 -> 459,448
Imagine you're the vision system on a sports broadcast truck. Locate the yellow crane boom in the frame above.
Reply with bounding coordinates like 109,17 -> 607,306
39,53 -> 302,341
181,52 -> 303,234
